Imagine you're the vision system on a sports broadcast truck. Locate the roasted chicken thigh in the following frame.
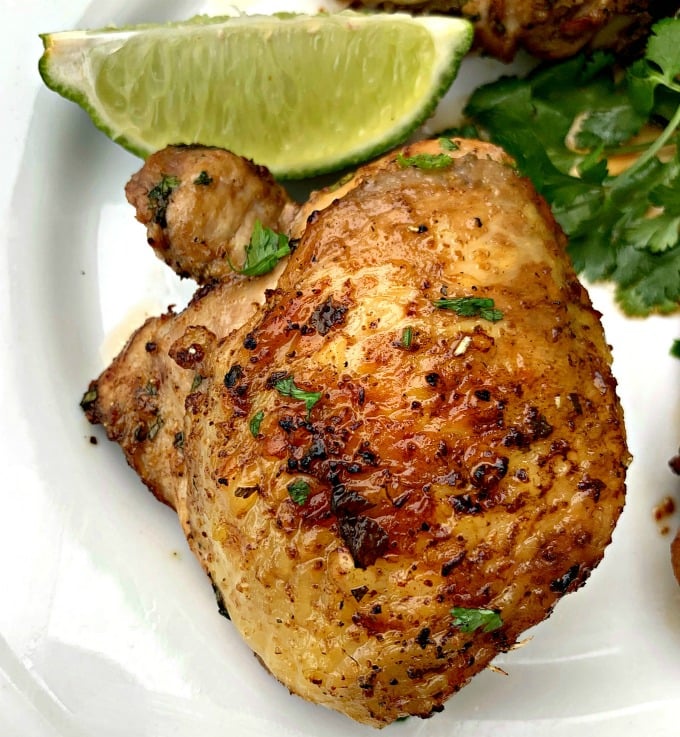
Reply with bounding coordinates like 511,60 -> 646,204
85,139 -> 628,726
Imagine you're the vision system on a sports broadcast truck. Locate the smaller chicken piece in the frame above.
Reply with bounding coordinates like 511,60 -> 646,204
125,145 -> 296,284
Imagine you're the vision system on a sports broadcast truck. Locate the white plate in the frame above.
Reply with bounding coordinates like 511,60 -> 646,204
2,1 -> 680,735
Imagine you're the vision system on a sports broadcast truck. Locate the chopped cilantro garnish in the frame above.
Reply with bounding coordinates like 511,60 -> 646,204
439,136 -> 459,151
401,325 -> 413,349
451,607 -> 503,633
232,220 -> 291,277
274,376 -> 322,417
396,152 -> 453,170
287,478 -> 311,505
434,296 -> 503,322
459,18 -> 680,316
148,174 -> 180,228
249,410 -> 265,437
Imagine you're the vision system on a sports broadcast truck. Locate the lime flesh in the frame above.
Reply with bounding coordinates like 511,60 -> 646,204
39,12 -> 473,179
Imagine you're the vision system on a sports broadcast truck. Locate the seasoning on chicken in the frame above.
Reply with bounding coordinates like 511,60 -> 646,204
85,139 -> 629,727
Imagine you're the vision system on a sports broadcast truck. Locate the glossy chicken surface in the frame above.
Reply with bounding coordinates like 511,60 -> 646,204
351,0 -> 670,61
85,139 -> 629,726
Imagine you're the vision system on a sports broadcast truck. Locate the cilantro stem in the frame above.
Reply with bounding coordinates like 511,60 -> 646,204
601,130 -> 677,158
623,103 -> 680,179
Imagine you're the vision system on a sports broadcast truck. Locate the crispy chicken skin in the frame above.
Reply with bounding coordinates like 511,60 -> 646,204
86,139 -> 628,726
125,145 -> 296,284
351,0 -> 671,61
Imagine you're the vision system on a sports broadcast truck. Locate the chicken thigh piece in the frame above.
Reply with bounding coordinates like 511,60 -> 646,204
162,138 -> 629,726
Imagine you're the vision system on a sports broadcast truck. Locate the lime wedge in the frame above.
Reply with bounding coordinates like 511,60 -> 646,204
38,11 -> 473,179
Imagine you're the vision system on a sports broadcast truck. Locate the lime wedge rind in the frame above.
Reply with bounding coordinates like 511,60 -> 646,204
39,12 -> 473,179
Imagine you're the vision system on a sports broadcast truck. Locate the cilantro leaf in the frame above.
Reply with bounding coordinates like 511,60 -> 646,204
234,220 -> 291,277
274,376 -> 322,417
612,243 -> 680,315
434,296 -> 503,322
249,410 -> 264,438
451,607 -> 503,633
439,136 -> 459,151
287,478 -> 311,505
397,152 -> 453,170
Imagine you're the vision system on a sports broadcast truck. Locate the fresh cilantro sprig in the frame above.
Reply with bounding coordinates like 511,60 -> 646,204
232,220 -> 291,277
451,607 -> 503,633
458,18 -> 680,316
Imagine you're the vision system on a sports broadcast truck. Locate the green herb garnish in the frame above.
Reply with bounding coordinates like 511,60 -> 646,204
249,410 -> 265,437
396,152 -> 453,170
80,387 -> 98,410
671,339 -> 680,359
459,18 -> 680,316
274,376 -> 322,417
232,220 -> 291,277
287,478 -> 311,505
400,325 -> 413,348
148,174 -> 180,228
434,296 -> 504,322
451,607 -> 503,633
439,136 -> 459,151
193,170 -> 213,185
191,374 -> 204,391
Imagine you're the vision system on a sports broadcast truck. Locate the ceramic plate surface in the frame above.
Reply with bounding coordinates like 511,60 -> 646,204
2,1 -> 679,735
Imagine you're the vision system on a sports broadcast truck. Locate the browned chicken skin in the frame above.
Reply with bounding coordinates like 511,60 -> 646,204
351,1 -> 674,61
82,275 -> 282,508
85,139 -> 628,726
